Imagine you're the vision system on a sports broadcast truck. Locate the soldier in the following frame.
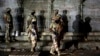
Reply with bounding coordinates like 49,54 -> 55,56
3,8 -> 16,43
37,10 -> 46,32
26,10 -> 38,42
52,10 -> 63,48
50,10 -> 63,56
37,10 -> 46,41
83,17 -> 92,41
72,14 -> 84,50
27,19 -> 37,52
61,10 -> 68,32
16,7 -> 24,35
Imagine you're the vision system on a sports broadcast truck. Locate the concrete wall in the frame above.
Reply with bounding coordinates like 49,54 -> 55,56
0,0 -> 100,32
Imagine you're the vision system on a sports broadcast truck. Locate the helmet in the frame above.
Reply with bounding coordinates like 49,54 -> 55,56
54,9 -> 59,14
6,8 -> 11,12
31,10 -> 35,15
32,10 -> 35,13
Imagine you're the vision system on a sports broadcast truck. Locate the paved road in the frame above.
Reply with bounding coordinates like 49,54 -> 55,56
0,50 -> 100,56
0,41 -> 100,56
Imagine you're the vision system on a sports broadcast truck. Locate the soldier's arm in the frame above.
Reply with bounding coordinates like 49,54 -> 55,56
26,25 -> 32,33
57,24 -> 62,34
3,14 -> 8,23
49,23 -> 53,32
34,16 -> 38,34
34,25 -> 38,34
26,16 -> 31,28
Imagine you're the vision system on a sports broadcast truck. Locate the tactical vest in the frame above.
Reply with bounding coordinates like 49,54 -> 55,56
50,22 -> 61,35
5,13 -> 13,24
27,15 -> 36,27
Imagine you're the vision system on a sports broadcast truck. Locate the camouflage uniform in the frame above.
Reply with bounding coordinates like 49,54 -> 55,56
3,8 -> 13,43
50,14 -> 63,56
26,11 -> 37,52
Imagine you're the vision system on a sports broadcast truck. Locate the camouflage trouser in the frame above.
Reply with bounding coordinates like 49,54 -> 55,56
28,32 -> 31,42
50,33 -> 60,56
28,32 -> 37,52
5,24 -> 13,43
